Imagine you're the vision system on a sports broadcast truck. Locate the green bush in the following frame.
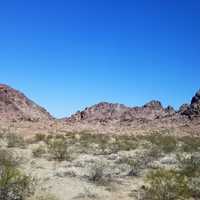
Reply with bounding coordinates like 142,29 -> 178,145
144,168 -> 190,200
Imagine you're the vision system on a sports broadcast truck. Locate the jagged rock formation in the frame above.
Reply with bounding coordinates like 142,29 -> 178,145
65,100 -> 176,124
0,84 -> 53,122
0,83 -> 199,135
179,89 -> 200,118
64,89 -> 200,132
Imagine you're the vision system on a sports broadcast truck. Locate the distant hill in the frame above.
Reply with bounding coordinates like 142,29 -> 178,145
0,83 -> 199,135
0,84 -> 53,122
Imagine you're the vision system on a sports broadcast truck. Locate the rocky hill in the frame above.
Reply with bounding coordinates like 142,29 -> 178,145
0,84 -> 53,122
63,89 -> 200,135
179,89 -> 200,118
0,83 -> 199,135
65,101 -> 176,123
64,91 -> 200,125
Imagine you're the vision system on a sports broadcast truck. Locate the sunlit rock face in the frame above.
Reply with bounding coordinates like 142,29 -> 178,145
0,84 -> 53,122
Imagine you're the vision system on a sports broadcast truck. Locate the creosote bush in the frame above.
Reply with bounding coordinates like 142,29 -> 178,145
47,138 -> 71,161
177,153 -> 200,177
32,145 -> 46,158
28,193 -> 59,200
144,168 -> 190,200
0,148 -> 35,200
140,134 -> 177,153
88,162 -> 110,186
34,134 -> 46,143
6,133 -> 26,148
180,136 -> 200,153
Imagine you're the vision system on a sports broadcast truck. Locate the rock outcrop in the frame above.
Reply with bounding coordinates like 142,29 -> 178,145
179,89 -> 200,118
64,89 -> 200,133
0,83 -> 199,135
0,84 -> 53,122
65,100 -> 176,124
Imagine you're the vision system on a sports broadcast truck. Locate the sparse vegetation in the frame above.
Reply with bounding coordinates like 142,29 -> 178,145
47,138 -> 71,161
177,153 -> 200,177
140,133 -> 177,153
28,193 -> 59,200
0,148 -> 35,200
180,136 -> 200,153
32,145 -> 46,158
34,134 -> 46,142
143,168 -> 190,200
88,162 -> 110,186
6,133 -> 26,148
1,131 -> 200,200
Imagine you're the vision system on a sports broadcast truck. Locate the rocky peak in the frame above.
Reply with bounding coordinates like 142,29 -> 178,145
0,84 -> 53,122
143,100 -> 163,110
65,100 -> 169,124
191,89 -> 200,104
179,89 -> 200,118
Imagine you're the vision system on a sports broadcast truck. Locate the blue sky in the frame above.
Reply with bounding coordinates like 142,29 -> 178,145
0,0 -> 200,117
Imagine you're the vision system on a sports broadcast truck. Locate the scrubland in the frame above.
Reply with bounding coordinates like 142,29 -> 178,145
1,131 -> 200,200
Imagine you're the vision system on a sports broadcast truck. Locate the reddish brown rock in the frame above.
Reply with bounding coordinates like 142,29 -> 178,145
0,84 -> 53,122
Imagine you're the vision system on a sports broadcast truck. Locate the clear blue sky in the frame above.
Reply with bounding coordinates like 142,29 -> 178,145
0,0 -> 200,118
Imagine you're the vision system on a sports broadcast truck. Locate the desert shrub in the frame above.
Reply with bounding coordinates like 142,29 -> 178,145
177,153 -> 200,177
144,168 -> 190,200
113,136 -> 138,152
34,134 -> 46,142
74,186 -> 97,200
44,134 -> 54,144
79,133 -> 109,148
47,138 -> 71,161
118,146 -> 161,176
28,193 -> 59,200
0,148 -> 23,167
6,133 -> 26,148
188,178 -> 200,199
32,145 -> 46,158
88,162 -> 109,185
79,134 -> 138,154
0,149 -> 35,200
141,134 -> 177,153
0,165 -> 34,200
180,136 -> 200,153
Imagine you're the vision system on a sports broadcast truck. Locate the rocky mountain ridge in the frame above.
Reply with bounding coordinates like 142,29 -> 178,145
0,83 -> 199,135
64,90 -> 200,124
0,84 -> 53,122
